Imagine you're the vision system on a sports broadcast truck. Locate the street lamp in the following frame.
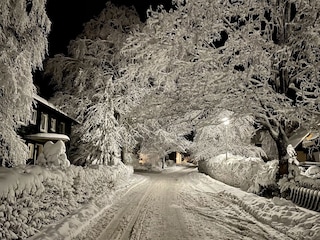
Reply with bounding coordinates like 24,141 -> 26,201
222,117 -> 230,160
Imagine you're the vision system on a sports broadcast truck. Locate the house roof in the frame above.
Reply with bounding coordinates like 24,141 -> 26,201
288,128 -> 311,148
33,94 -> 81,124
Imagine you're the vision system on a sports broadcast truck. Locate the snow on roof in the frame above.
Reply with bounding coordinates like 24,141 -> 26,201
25,133 -> 70,142
33,94 -> 80,124
288,128 -> 311,149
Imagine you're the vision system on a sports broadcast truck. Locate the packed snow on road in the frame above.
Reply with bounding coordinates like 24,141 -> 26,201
28,165 -> 320,240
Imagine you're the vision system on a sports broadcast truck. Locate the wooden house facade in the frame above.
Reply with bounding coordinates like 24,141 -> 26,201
18,94 -> 79,164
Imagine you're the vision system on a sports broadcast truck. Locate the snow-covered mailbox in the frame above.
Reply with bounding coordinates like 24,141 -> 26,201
18,94 -> 79,165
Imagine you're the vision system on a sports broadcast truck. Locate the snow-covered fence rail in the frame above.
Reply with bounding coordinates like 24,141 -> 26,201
289,186 -> 320,212
280,169 -> 320,212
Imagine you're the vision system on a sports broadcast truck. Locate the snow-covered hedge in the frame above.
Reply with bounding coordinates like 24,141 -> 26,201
0,163 -> 133,239
198,154 -> 278,192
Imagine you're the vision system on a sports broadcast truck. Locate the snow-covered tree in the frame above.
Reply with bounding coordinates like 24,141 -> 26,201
45,3 -> 141,165
121,0 -> 320,175
119,1 -> 261,161
214,0 -> 320,174
191,111 -> 266,161
0,0 -> 50,166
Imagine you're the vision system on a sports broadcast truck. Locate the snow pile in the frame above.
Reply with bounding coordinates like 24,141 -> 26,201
0,163 -> 133,240
198,154 -> 278,192
304,166 -> 320,179
233,192 -> 320,239
37,140 -> 70,167
279,169 -> 320,191
248,159 -> 279,194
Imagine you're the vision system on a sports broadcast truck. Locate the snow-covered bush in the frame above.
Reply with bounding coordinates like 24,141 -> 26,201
291,172 -> 320,191
248,160 -> 279,194
304,166 -> 320,179
199,154 -> 278,192
37,140 -> 70,167
0,163 -> 133,239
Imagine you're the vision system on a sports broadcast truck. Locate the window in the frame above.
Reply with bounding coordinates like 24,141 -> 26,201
34,144 -> 43,165
17,118 -> 27,126
30,109 -> 37,125
40,113 -> 48,132
59,122 -> 65,134
28,143 -> 34,160
50,118 -> 56,132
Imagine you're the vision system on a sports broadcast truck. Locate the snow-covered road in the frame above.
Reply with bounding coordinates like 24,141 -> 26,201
74,166 -> 305,240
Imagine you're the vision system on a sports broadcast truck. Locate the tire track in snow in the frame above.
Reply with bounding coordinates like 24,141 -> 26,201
75,166 -> 296,240
128,170 -> 191,240
96,179 -> 156,240
89,168 -> 194,240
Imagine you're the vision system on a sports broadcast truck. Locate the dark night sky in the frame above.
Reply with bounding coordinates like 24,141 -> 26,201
46,0 -> 173,56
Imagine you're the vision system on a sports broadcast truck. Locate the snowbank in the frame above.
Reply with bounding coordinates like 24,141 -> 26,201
0,163 -> 133,240
187,171 -> 320,240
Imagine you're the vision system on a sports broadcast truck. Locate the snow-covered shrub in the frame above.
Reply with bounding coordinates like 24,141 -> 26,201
248,160 -> 279,194
305,166 -> 320,178
0,163 -> 133,239
37,140 -> 70,167
293,174 -> 320,191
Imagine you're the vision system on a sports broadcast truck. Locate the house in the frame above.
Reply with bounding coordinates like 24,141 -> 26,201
18,94 -> 80,164
167,152 -> 183,164
252,128 -> 320,162
288,128 -> 320,162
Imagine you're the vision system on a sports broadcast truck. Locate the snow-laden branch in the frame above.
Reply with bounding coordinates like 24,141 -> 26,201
0,0 -> 50,166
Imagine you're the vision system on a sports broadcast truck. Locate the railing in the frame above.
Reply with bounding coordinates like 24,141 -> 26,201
289,186 -> 320,211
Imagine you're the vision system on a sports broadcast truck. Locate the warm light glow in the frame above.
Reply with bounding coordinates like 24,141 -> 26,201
222,117 -> 230,125
176,152 -> 182,164
139,153 -> 148,164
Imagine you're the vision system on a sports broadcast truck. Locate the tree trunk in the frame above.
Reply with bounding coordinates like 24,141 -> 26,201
121,146 -> 129,164
275,130 -> 289,178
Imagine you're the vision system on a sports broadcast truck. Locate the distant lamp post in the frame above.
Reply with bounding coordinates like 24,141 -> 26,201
222,117 -> 230,160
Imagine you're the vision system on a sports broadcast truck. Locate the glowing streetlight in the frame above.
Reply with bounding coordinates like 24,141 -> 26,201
222,117 -> 229,160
